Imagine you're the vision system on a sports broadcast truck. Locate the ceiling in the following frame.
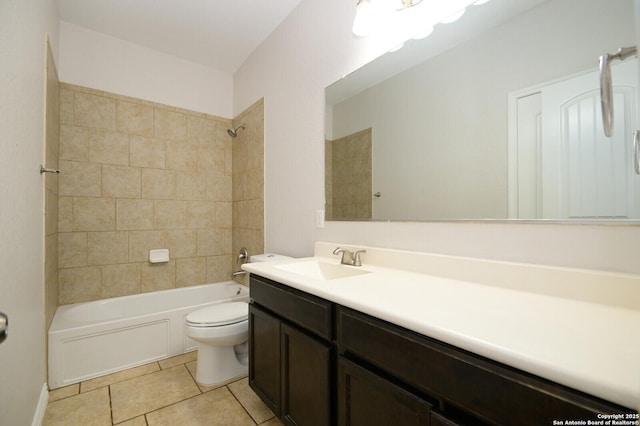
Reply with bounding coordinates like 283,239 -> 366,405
58,0 -> 305,74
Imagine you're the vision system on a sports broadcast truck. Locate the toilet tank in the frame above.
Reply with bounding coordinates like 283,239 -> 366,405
250,253 -> 293,263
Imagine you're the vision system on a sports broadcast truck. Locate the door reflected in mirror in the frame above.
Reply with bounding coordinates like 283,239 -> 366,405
325,0 -> 638,222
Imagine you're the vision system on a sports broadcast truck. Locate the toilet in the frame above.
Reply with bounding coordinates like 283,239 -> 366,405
184,253 -> 292,386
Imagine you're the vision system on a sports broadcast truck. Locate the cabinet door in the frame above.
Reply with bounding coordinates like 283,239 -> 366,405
249,304 -> 281,415
281,323 -> 331,426
338,356 -> 431,426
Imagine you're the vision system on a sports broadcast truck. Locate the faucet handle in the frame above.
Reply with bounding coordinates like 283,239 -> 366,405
332,247 -> 353,265
353,250 -> 366,266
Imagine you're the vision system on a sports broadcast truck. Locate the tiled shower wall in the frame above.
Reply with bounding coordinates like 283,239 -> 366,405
57,83 -> 240,304
326,128 -> 372,220
232,99 -> 265,283
44,39 -> 59,329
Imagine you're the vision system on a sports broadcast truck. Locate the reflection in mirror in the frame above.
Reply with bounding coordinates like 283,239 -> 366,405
325,0 -> 638,222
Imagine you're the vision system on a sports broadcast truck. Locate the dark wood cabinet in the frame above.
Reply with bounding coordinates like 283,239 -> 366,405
337,306 -> 634,425
248,304 -> 281,414
249,276 -> 333,426
249,275 -> 636,426
281,323 -> 331,426
338,356 -> 432,426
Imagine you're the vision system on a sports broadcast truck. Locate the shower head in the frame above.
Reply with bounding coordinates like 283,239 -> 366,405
227,124 -> 245,138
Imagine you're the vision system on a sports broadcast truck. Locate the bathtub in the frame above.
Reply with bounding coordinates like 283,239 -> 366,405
48,282 -> 249,389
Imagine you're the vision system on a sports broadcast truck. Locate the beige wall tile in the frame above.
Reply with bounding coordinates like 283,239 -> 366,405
130,135 -> 165,169
59,124 -> 89,161
154,109 -> 187,140
102,164 -> 141,198
58,232 -> 87,268
59,160 -> 101,197
176,257 -> 206,287
153,200 -> 187,230
128,230 -> 165,262
176,172 -> 206,200
186,201 -> 215,229
117,100 -> 153,136
216,202 -> 233,229
163,230 -> 197,259
187,115 -> 216,146
142,169 -> 176,199
141,261 -> 176,293
196,229 -> 230,257
206,255 -> 232,283
58,266 -> 101,304
74,92 -> 116,130
207,174 -> 232,201
116,199 -> 154,230
73,197 -> 116,231
166,139 -> 197,171
55,85 -> 258,304
87,231 -> 128,265
59,86 -> 74,125
102,263 -> 141,298
89,129 -> 129,165
196,144 -> 225,173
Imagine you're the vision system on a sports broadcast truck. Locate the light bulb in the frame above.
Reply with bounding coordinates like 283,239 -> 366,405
412,26 -> 434,40
352,0 -> 376,37
441,8 -> 466,24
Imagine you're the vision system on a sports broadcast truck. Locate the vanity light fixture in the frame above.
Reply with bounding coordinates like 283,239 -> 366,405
353,0 -> 491,45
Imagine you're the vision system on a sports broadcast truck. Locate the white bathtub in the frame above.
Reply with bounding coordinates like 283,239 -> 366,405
48,282 -> 249,389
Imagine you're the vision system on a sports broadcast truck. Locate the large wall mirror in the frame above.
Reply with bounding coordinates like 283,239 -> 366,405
325,0 -> 639,222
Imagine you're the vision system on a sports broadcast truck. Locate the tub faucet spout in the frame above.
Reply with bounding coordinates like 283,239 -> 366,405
232,270 -> 246,277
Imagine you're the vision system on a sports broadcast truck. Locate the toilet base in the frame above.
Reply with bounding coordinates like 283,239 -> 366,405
194,344 -> 248,387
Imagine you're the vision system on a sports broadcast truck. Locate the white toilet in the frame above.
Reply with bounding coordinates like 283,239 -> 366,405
184,253 -> 292,386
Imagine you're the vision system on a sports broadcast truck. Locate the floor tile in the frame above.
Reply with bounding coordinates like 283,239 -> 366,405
82,362 -> 161,392
158,351 -> 197,369
258,418 -> 284,426
48,383 -> 79,402
185,360 -> 231,392
43,387 -> 111,426
146,387 -> 255,426
115,415 -> 147,426
111,365 -> 201,424
228,378 -> 275,424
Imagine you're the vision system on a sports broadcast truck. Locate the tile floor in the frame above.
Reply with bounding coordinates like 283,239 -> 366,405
44,351 -> 283,426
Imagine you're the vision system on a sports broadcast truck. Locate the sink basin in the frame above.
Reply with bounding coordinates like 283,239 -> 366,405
274,260 -> 371,281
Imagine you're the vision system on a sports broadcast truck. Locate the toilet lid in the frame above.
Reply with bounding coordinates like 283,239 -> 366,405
186,302 -> 248,326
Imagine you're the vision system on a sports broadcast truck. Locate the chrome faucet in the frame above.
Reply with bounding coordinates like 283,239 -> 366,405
332,247 -> 366,266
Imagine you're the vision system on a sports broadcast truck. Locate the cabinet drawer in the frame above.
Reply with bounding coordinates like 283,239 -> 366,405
337,307 -> 630,426
250,275 -> 333,340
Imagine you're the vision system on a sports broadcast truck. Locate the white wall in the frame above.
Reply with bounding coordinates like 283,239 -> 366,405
0,0 -> 58,424
59,21 -> 234,118
234,0 -> 640,275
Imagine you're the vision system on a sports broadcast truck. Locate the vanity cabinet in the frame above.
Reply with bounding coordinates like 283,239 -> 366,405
337,306 -> 633,425
249,275 -> 635,426
249,275 -> 332,426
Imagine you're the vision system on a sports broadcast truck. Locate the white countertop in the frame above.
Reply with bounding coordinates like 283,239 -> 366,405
243,243 -> 640,410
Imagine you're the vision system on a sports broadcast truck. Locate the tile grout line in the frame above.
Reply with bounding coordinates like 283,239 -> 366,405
226,384 -> 260,425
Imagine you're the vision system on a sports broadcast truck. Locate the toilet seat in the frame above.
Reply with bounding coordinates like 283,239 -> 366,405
186,302 -> 248,327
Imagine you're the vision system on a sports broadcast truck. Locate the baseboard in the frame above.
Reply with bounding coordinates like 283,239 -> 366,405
31,383 -> 49,426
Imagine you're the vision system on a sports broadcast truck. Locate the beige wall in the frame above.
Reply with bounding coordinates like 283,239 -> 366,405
232,99 -> 265,283
57,83 -> 236,304
327,128 -> 372,220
